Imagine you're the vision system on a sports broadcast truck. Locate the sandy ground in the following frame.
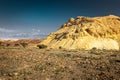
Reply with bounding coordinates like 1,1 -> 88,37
0,48 -> 120,80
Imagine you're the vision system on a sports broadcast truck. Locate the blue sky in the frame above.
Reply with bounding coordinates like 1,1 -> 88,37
0,0 -> 120,39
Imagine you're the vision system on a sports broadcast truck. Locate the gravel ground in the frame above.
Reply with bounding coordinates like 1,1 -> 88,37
0,48 -> 120,80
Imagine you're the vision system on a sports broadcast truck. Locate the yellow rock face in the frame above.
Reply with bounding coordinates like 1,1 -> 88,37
40,15 -> 120,50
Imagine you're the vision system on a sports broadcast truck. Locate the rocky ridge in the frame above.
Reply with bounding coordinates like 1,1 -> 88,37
40,15 -> 120,50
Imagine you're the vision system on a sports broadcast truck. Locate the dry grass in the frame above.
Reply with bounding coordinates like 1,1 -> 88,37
0,48 -> 120,80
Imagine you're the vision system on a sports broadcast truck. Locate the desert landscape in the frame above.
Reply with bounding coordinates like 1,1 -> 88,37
0,43 -> 120,80
40,15 -> 120,50
0,15 -> 120,80
0,0 -> 120,80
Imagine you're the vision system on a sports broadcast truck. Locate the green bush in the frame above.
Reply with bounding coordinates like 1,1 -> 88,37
37,44 -> 47,49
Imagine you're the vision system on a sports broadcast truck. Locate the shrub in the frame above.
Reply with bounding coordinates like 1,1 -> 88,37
14,43 -> 20,47
90,47 -> 105,55
0,41 -> 4,49
59,46 -> 62,49
0,42 -> 2,48
6,43 -> 10,47
64,54 -> 71,57
37,44 -> 47,49
91,47 -> 97,50
20,42 -> 28,48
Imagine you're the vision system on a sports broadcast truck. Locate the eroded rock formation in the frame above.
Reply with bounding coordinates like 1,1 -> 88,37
40,15 -> 120,50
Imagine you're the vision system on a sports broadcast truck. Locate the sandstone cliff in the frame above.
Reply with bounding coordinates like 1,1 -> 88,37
40,15 -> 120,50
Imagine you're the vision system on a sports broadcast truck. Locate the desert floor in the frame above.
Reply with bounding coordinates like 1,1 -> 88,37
0,48 -> 120,80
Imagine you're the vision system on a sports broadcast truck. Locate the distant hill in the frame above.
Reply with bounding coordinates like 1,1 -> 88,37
0,39 -> 43,47
40,15 -> 120,50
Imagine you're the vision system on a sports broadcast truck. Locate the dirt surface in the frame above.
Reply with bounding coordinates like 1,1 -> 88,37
0,48 -> 120,80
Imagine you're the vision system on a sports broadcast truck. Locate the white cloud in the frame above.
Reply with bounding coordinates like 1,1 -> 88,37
0,27 -> 16,33
0,28 -> 48,39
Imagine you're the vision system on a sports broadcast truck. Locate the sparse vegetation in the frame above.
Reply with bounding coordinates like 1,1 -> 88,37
89,48 -> 105,55
0,41 -> 4,48
20,42 -> 28,48
34,65 -> 46,71
37,44 -> 47,49
59,46 -> 62,49
0,40 -> 119,80
6,43 -> 10,47
14,43 -> 20,47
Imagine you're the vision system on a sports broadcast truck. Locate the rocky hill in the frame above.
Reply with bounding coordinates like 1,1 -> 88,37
40,15 -> 120,50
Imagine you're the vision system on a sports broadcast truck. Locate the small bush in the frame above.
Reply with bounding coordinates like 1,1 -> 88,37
34,65 -> 45,71
59,46 -> 62,49
91,47 -> 97,50
6,43 -> 10,47
90,47 -> 105,55
54,67 -> 63,73
64,54 -> 71,57
20,42 -> 28,48
37,44 -> 47,49
14,43 -> 20,47
0,41 -> 5,49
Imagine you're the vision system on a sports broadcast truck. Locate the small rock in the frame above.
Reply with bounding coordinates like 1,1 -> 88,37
14,72 -> 18,76
46,78 -> 50,80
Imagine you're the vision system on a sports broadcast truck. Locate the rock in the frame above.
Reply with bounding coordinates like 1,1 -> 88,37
61,23 -> 67,28
66,22 -> 72,27
69,18 -> 75,23
14,72 -> 18,76
39,15 -> 120,50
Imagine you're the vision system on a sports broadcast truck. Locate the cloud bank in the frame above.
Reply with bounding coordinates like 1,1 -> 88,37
0,28 -> 16,33
0,28 -> 48,40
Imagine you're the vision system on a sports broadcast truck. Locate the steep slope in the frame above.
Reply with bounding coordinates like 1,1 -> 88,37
40,15 -> 120,50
